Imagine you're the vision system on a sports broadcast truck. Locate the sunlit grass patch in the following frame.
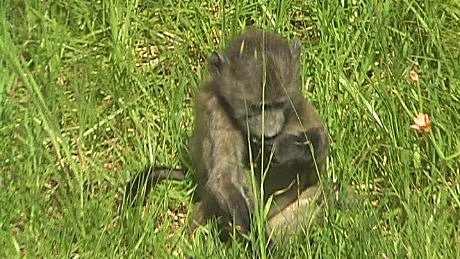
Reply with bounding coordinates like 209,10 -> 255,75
0,0 -> 459,257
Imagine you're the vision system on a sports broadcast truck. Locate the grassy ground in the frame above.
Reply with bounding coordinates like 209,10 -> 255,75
1,0 -> 459,258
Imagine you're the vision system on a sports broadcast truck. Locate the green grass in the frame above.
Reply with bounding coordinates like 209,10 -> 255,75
1,0 -> 459,258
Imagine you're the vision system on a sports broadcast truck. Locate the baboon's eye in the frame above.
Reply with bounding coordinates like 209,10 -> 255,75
262,102 -> 285,110
249,102 -> 284,112
269,101 -> 285,109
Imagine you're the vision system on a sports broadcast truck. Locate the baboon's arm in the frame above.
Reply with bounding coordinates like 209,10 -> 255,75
263,100 -> 329,228
272,101 -> 329,168
193,90 -> 253,232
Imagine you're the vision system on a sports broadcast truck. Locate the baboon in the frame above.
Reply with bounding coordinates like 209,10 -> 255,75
126,28 -> 329,243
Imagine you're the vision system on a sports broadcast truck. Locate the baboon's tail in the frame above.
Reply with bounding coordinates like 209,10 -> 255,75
124,166 -> 187,206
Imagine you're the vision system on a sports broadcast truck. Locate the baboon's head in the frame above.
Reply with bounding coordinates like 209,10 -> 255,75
208,29 -> 302,139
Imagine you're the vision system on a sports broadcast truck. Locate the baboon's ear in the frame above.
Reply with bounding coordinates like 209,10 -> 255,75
290,37 -> 301,60
208,51 -> 227,77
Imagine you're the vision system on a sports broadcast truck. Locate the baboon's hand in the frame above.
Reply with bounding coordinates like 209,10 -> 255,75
209,181 -> 252,234
224,189 -> 251,233
271,134 -> 309,165
272,128 -> 326,166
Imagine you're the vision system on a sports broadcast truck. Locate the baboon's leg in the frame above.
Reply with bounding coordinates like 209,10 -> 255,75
267,185 -> 323,240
